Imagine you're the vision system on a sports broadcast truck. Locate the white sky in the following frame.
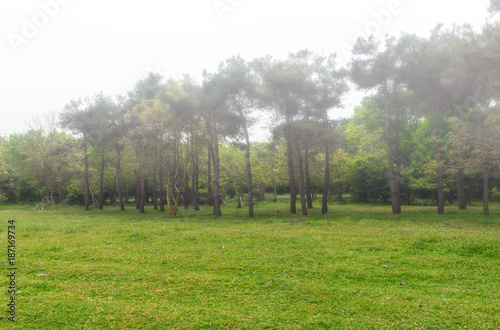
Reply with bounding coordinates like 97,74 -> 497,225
0,0 -> 492,137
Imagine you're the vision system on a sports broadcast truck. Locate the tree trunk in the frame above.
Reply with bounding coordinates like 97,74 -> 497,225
139,170 -> 145,213
83,135 -> 91,211
207,141 -> 213,201
304,146 -> 313,209
42,163 -> 51,204
456,168 -> 466,210
432,105 -> 445,215
152,168 -> 158,210
193,154 -> 200,211
209,115 -> 222,217
191,154 -> 198,211
272,170 -> 277,203
322,139 -> 330,215
135,171 -> 141,209
294,134 -> 307,216
384,91 -> 401,215
184,182 -> 189,210
159,144 -> 165,212
98,145 -> 105,209
116,148 -> 125,211
394,108 -> 403,212
285,119 -> 297,214
238,110 -> 254,218
483,168 -> 489,215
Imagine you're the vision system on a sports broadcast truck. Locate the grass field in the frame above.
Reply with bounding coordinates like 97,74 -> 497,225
0,198 -> 499,329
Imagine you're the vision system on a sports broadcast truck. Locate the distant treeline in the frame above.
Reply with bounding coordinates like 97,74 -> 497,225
1,10 -> 500,216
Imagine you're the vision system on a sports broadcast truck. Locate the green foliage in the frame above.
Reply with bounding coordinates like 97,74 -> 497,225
2,129 -> 81,203
251,142 -> 288,188
347,156 -> 390,202
343,98 -> 385,157
491,186 -> 500,201
219,144 -> 245,197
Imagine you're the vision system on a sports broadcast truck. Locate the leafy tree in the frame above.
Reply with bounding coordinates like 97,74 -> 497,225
309,53 -> 349,214
202,69 -> 243,216
0,137 -> 14,203
60,95 -> 111,210
26,113 -> 75,205
214,56 -> 258,217
447,117 -> 473,209
256,50 -> 315,215
351,35 -> 416,214
402,26 -> 478,214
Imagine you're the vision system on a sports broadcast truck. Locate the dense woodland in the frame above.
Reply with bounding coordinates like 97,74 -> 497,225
1,4 -> 500,216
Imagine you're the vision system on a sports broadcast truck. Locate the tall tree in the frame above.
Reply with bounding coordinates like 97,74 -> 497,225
60,99 -> 95,210
403,26 -> 477,214
26,113 -> 60,205
126,73 -> 165,212
256,51 -> 314,215
202,70 -> 242,216
213,56 -> 258,217
310,53 -> 349,214
351,36 -> 410,214
161,79 -> 198,215
87,94 -> 116,210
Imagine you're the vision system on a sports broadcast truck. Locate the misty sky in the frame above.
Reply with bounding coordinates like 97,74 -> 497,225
0,0 -> 493,137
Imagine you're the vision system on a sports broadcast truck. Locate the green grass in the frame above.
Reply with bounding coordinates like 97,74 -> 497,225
0,199 -> 499,329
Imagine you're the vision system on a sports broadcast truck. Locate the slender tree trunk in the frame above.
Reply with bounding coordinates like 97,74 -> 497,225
207,141 -> 213,203
184,178 -> 189,210
98,145 -> 105,209
152,168 -> 158,210
139,170 -> 145,213
432,105 -> 445,215
135,171 -> 141,209
83,136 -> 91,211
294,134 -> 307,216
191,155 -> 196,210
304,146 -> 313,209
238,110 -> 254,218
209,115 -> 222,216
285,118 -> 297,214
195,158 -> 200,211
394,109 -> 403,212
483,168 -> 490,215
159,144 -> 165,212
116,148 -> 125,211
322,139 -> 330,215
272,169 -> 277,203
192,151 -> 200,211
384,91 -> 401,215
457,168 -> 466,210
42,164 -> 50,204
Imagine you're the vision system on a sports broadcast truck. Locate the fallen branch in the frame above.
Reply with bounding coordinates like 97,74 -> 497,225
441,222 -> 462,229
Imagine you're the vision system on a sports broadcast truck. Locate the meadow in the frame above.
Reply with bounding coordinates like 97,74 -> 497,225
0,198 -> 499,329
